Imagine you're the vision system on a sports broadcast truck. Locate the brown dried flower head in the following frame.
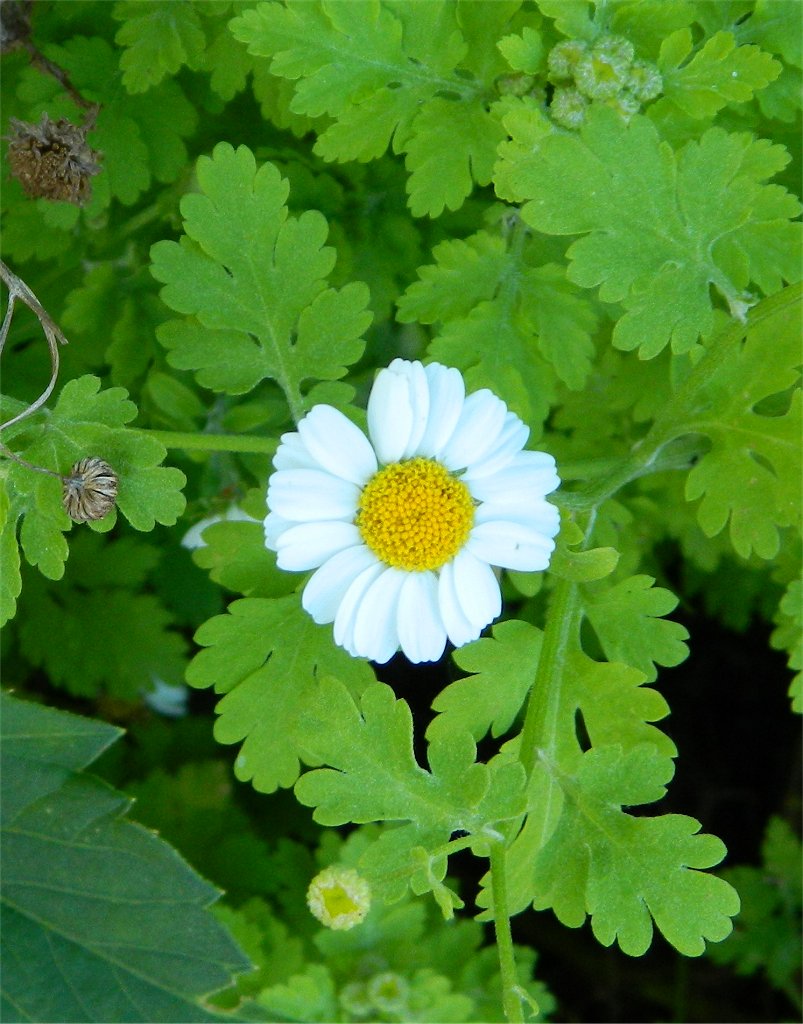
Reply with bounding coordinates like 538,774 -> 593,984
7,113 -> 101,206
62,457 -> 119,522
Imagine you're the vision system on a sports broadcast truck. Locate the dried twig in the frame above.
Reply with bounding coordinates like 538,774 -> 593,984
0,258 -> 68,435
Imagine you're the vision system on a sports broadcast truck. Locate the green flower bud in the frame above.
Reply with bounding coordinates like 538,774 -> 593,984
550,86 -> 589,129
605,91 -> 642,122
547,39 -> 588,81
592,34 -> 635,69
628,59 -> 663,101
367,972 -> 410,1016
307,865 -> 371,930
339,981 -> 374,1018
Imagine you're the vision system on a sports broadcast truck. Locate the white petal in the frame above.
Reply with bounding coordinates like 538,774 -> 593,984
461,413 -> 529,480
273,432 -> 319,471
469,452 -> 561,504
452,548 -> 502,629
351,567 -> 408,663
476,500 -> 559,541
297,405 -> 377,484
303,546 -> 379,624
397,572 -> 447,663
417,362 -> 466,457
440,390 -> 508,471
467,520 -> 557,571
333,562 -> 386,656
267,469 -> 359,522
276,521 -> 362,571
367,363 -> 414,464
397,360 -> 430,458
264,511 -> 293,550
437,560 -> 481,648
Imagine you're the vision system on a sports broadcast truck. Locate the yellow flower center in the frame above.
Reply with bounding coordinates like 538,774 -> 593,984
356,458 -> 475,571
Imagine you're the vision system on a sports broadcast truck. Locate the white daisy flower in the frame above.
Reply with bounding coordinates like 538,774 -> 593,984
264,359 -> 560,664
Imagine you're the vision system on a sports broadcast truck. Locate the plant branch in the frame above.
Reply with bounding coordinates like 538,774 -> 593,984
137,429 -> 277,457
489,841 -> 527,1024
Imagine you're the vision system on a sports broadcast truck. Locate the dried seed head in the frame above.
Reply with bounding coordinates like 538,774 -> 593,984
62,457 -> 118,522
7,113 -> 101,206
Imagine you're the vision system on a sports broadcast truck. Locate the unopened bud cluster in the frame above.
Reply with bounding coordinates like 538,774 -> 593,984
548,34 -> 662,128
340,971 -> 410,1019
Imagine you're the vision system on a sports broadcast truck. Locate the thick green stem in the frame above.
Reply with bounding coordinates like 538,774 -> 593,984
138,429 -> 276,456
489,842 -> 525,1024
519,575 -> 581,776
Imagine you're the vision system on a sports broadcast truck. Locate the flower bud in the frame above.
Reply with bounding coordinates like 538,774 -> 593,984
306,865 -> 371,930
550,87 -> 589,129
62,457 -> 118,522
547,39 -> 588,81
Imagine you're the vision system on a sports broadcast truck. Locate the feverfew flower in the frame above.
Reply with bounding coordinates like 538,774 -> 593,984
307,865 -> 371,930
265,359 -> 560,664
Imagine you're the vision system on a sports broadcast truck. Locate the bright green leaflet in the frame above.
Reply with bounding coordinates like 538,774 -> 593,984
675,285 -> 802,559
494,104 -> 802,356
151,143 -> 371,419
397,228 -> 599,398
531,744 -> 740,957
113,0 -> 206,94
186,597 -> 375,793
0,692 -> 250,1023
230,0 -> 513,217
658,29 -> 781,118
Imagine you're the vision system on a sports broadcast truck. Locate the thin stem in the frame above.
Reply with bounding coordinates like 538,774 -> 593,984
138,429 -> 276,456
0,443 -> 65,481
489,842 -> 525,1024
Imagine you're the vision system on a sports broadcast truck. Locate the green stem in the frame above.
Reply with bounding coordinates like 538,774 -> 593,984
137,429 -> 276,456
519,575 -> 581,776
489,842 -> 525,1024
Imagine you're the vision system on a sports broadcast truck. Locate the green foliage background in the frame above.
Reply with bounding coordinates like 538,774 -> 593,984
1,2 -> 800,1022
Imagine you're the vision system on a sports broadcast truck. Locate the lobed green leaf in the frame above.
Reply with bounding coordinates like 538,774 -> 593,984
152,143 -> 371,410
532,744 -> 740,956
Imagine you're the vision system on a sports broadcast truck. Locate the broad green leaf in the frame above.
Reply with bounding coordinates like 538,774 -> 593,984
151,143 -> 371,409
659,29 -> 781,118
495,105 -> 802,357
680,285 -> 802,559
186,597 -> 375,793
0,693 -> 250,1023
582,575 -> 690,681
532,744 -> 740,956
